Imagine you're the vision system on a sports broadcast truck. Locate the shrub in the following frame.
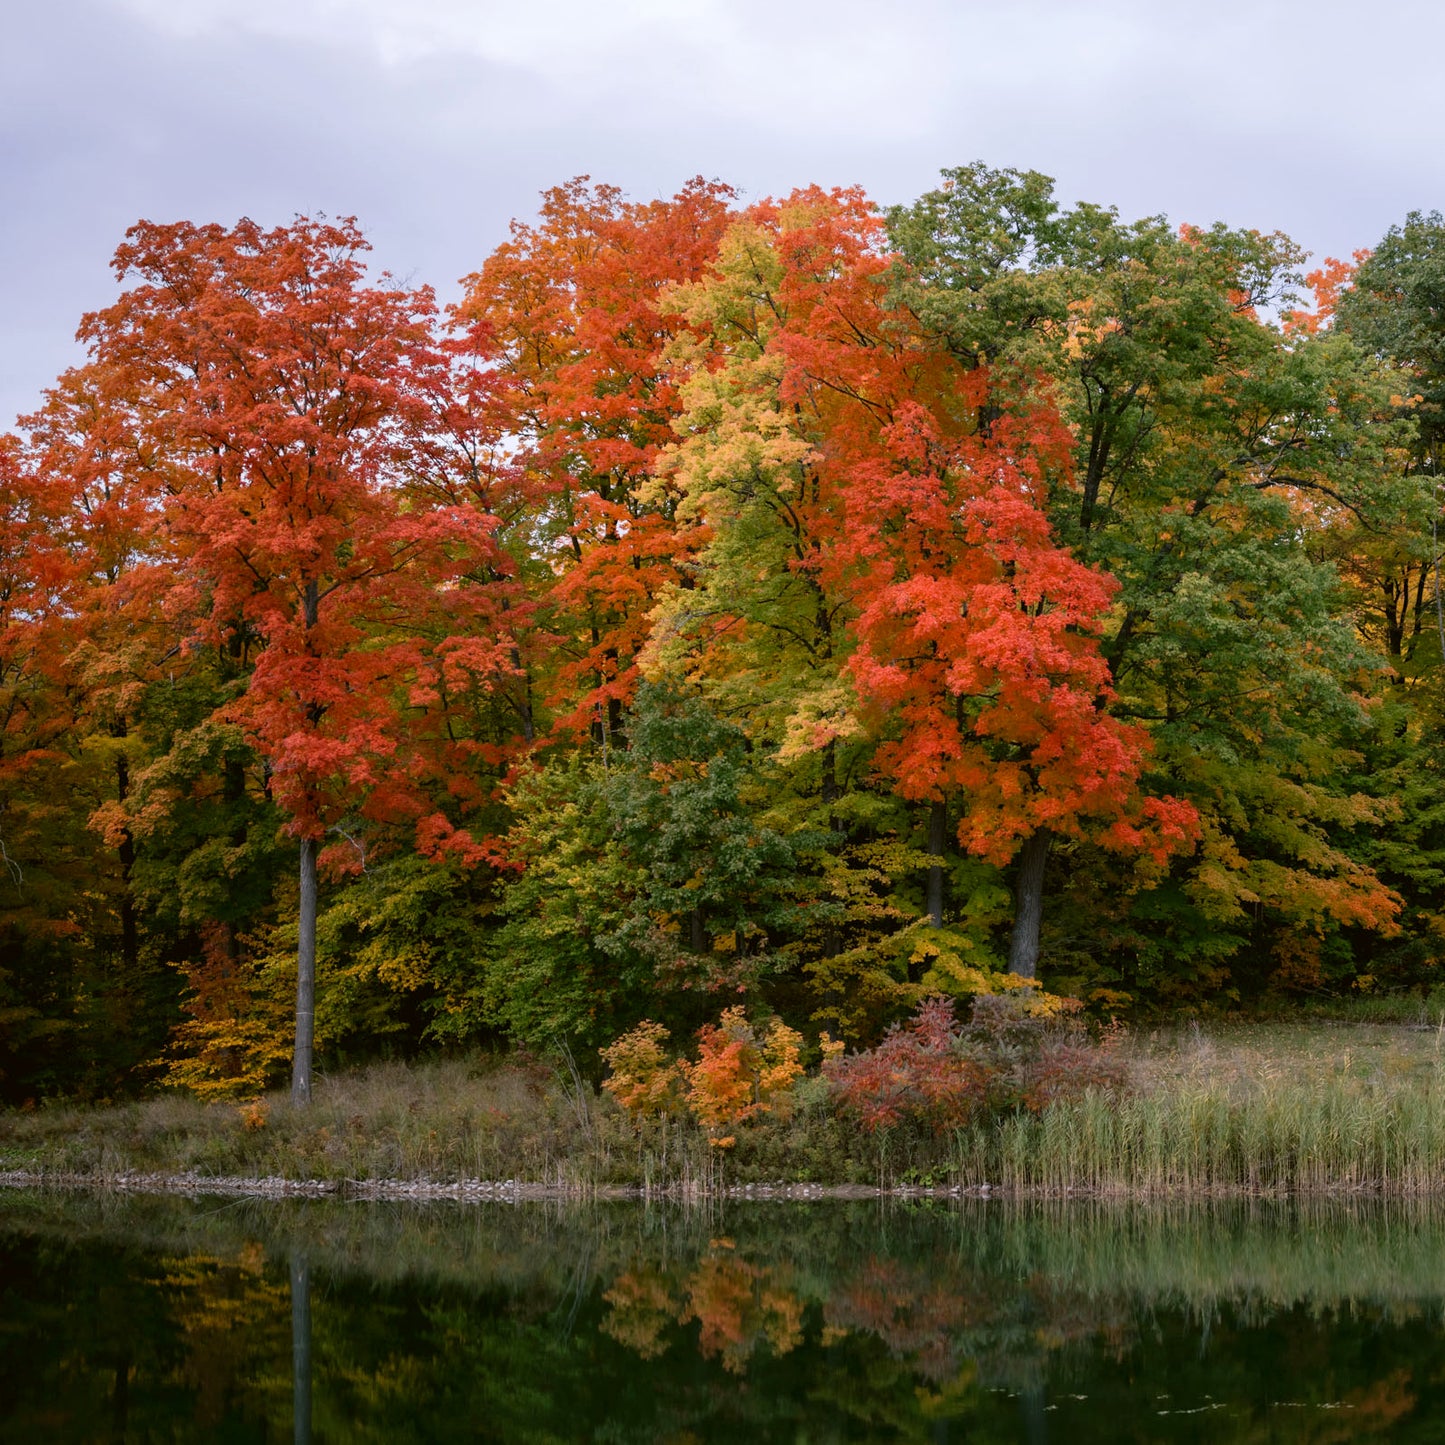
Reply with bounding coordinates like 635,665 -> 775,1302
825,997 -> 988,1134
827,993 -> 1129,1133
681,1008 -> 804,1147
600,1008 -> 805,1147
600,1021 -> 685,1122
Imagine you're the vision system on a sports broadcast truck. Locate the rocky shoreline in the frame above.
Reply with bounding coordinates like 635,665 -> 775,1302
0,1168 -> 987,1203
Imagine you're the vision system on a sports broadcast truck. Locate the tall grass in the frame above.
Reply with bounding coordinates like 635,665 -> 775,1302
0,1055 -> 614,1187
949,1075 -> 1445,1195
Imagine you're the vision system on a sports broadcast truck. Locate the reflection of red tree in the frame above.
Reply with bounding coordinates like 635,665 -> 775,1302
1291,1368 -> 1416,1443
601,1266 -> 675,1359
824,1258 -> 977,1383
602,1250 -> 804,1374
602,1245 -> 1149,1390
1023,1278 -> 1132,1359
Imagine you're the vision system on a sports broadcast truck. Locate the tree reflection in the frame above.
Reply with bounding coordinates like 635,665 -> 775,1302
291,1250 -> 311,1445
8,1197 -> 1445,1442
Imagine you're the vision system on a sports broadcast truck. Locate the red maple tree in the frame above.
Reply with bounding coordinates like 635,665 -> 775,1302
674,189 -> 1197,972
461,177 -> 736,741
79,216 -> 515,1100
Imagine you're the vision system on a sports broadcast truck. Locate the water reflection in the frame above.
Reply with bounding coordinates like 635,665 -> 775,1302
292,1250 -> 310,1445
1,1192 -> 1443,1440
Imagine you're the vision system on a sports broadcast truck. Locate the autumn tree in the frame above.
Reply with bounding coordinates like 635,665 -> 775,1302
1328,215 -> 1445,984
652,188 -> 1194,996
460,177 -> 735,741
77,217 -> 514,1101
0,434 -> 96,1096
889,165 -> 1404,1000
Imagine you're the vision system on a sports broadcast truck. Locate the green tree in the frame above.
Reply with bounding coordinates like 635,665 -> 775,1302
889,165 -> 1404,1002
486,686 -> 803,1054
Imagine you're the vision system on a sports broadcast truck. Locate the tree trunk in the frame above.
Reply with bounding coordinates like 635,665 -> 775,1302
926,798 -> 947,928
1006,829 -> 1052,979
292,836 -> 317,1105
114,751 -> 139,984
293,576 -> 320,1107
291,1251 -> 311,1445
820,739 -> 843,958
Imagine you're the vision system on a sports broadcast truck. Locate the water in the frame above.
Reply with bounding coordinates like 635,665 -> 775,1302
3,1190 -> 1444,1440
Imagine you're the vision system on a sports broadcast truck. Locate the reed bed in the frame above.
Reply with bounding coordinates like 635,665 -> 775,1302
950,1021 -> 1445,1195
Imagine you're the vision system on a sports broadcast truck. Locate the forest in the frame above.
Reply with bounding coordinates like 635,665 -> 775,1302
1,162 -> 1442,1108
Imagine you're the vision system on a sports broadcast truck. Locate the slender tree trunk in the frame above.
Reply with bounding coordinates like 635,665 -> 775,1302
926,798 -> 947,928
293,837 -> 317,1105
1006,829 -> 1052,979
293,578 -> 320,1107
291,1250 -> 311,1445
114,752 -> 139,983
821,739 -> 843,958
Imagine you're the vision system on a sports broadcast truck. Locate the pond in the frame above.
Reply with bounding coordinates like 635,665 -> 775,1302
1,1189 -> 1442,1440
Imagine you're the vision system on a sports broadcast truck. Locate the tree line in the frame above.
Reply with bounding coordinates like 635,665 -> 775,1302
0,165 -> 1441,1102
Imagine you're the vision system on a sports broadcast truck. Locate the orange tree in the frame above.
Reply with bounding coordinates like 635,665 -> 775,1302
460,177 -> 736,741
77,217 -> 514,1101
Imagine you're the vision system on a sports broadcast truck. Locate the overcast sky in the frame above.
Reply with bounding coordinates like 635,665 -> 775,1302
5,0 -> 1441,427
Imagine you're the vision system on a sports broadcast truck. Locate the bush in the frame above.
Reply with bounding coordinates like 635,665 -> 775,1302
827,993 -> 1129,1134
600,1008 -> 805,1148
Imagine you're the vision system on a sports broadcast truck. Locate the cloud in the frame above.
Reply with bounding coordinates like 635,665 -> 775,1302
3,0 -> 1442,426
108,0 -> 941,136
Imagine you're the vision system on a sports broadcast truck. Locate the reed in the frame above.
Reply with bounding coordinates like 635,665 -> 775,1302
948,1072 -> 1445,1196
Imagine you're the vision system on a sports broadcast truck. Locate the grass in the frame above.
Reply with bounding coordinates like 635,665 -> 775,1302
0,1054 -> 607,1187
942,1018 -> 1445,1196
11,1018 -> 1445,1196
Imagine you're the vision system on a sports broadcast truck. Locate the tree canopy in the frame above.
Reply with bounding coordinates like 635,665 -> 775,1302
0,170 -> 1438,1102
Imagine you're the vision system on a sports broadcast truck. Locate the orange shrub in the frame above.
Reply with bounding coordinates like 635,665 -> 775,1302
680,1007 -> 804,1147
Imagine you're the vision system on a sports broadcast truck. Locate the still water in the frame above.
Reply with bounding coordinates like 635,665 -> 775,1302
2,1189 -> 1444,1441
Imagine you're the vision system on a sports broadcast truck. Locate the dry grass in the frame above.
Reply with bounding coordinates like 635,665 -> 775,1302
945,1021 -> 1445,1196
1132,1017 -> 1445,1097
0,1054 -> 612,1186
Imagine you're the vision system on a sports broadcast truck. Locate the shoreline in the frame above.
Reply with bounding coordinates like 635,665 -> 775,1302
4,1167 -> 1442,1204
0,1168 -> 971,1203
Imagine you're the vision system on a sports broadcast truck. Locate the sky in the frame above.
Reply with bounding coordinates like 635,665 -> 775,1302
5,0 -> 1442,427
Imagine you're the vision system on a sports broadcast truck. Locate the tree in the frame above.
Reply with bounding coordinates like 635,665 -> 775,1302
1329,215 -> 1445,987
486,685 -> 801,1054
888,165 -> 1403,1001
0,434 -> 94,1097
653,188 -> 1195,985
78,217 -> 513,1101
460,177 -> 736,741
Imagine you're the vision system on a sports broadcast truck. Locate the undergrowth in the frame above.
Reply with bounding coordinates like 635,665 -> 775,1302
9,1012 -> 1445,1195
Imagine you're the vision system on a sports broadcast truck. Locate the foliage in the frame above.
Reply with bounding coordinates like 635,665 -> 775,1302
599,1021 -> 685,1121
601,1007 -> 804,1147
827,993 -> 1129,1134
1,168 -> 1442,1104
680,1007 -> 804,1146
484,686 -> 806,1054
